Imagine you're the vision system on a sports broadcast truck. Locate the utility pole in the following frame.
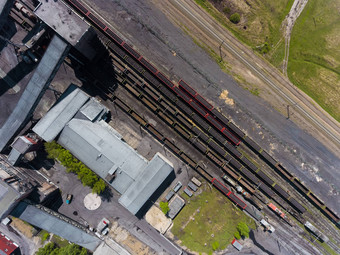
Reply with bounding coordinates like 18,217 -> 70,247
287,105 -> 290,119
219,40 -> 224,62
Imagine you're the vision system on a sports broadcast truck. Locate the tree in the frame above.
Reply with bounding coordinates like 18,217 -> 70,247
92,179 -> 106,194
36,242 -> 56,255
160,201 -> 170,215
237,222 -> 250,238
229,13 -> 240,24
35,243 -> 87,255
58,244 -> 87,255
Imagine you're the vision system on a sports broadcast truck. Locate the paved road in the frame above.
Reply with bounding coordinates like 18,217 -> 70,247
171,0 -> 340,148
0,223 -> 36,255
45,162 -> 181,255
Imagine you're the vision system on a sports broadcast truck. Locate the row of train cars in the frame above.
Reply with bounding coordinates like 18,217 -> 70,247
64,0 -> 340,227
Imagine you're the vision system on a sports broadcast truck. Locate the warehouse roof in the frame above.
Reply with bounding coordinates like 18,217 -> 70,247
58,119 -> 148,194
119,153 -> 173,215
0,181 -> 21,220
11,202 -> 100,251
58,118 -> 174,215
33,88 -> 89,142
0,35 -> 69,152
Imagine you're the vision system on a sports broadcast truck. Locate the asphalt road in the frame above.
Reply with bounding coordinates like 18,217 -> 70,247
45,152 -> 181,255
0,223 -> 36,255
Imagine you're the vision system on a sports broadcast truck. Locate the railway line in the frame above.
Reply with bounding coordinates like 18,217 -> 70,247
62,0 -> 340,248
170,0 -> 340,147
106,48 -> 311,218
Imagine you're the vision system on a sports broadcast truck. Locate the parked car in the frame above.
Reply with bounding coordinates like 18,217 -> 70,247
66,194 -> 73,204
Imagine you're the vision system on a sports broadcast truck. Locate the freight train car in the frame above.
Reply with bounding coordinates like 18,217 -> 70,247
65,0 -> 339,226
212,178 -> 247,209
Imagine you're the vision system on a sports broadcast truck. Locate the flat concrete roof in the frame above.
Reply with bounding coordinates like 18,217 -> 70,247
168,195 -> 185,219
34,0 -> 89,46
0,35 -> 69,151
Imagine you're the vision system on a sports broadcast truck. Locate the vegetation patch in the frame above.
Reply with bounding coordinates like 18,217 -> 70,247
288,0 -> 340,121
38,230 -> 50,244
194,0 -> 294,57
36,242 -> 87,255
172,183 -> 255,254
45,141 -> 106,194
160,201 -> 170,215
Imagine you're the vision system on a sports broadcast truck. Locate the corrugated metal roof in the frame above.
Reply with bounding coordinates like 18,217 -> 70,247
0,35 -> 69,151
33,88 -> 89,142
0,181 -> 21,220
11,202 -> 100,251
58,119 -> 148,193
119,153 -> 173,215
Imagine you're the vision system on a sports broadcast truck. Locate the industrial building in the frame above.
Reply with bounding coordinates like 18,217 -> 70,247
0,174 -> 32,220
0,232 -> 18,255
11,202 -> 101,251
34,87 -> 175,216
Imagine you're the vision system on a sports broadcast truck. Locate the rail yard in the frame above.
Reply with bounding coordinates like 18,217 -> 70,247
0,0 -> 339,254
60,0 -> 340,253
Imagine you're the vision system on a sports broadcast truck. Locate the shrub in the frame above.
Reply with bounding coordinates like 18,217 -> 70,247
229,13 -> 240,24
234,231 -> 241,239
237,221 -> 250,238
160,201 -> 170,215
260,42 -> 270,54
212,241 -> 220,251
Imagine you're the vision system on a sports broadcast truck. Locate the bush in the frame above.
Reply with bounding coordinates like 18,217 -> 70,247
160,201 -> 170,215
212,241 -> 220,251
260,42 -> 270,54
36,242 -> 56,255
223,7 -> 231,14
234,231 -> 241,239
35,242 -> 87,255
229,13 -> 240,24
44,142 -> 106,194
237,221 -> 250,238
41,232 -> 50,243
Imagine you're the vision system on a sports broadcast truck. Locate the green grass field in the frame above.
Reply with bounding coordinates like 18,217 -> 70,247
194,0 -> 293,55
288,0 -> 340,121
171,183 -> 255,254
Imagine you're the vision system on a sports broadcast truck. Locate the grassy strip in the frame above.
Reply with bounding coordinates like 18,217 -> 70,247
44,141 -> 106,194
287,0 -> 340,122
172,183 -> 255,254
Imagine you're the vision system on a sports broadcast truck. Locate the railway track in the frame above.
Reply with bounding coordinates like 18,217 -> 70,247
62,1 -> 340,248
170,0 -> 340,147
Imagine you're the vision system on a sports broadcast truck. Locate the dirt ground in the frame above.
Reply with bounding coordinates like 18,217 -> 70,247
145,206 -> 172,234
109,220 -> 157,255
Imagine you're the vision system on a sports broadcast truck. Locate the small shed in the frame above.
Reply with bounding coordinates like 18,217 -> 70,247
231,238 -> 243,251
184,187 -> 193,197
188,181 -> 198,192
